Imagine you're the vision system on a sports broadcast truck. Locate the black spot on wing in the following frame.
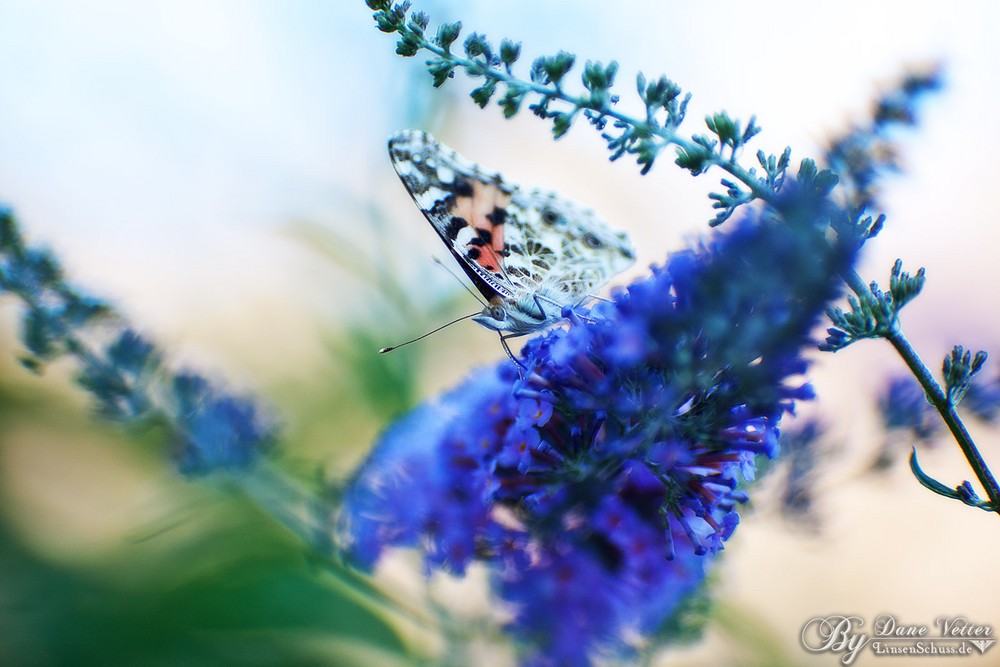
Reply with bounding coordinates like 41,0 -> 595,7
485,207 -> 507,228
467,247 -> 481,260
466,228 -> 494,249
445,216 -> 468,240
427,198 -> 453,219
441,177 -> 474,198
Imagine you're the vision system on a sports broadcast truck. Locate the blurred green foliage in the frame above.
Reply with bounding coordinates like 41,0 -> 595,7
0,345 -> 411,665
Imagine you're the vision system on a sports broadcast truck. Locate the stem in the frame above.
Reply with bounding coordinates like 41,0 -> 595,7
841,267 -> 1000,512
410,28 -> 771,200
885,331 -> 1000,511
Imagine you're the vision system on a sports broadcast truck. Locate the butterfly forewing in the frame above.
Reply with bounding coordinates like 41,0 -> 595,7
388,131 -> 515,300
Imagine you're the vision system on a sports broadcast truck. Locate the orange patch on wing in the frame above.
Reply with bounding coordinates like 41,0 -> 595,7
451,182 -> 511,275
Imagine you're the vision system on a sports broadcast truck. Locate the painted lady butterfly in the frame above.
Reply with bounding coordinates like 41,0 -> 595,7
385,130 -> 635,358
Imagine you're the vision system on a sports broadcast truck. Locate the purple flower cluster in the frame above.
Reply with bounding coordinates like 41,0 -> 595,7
340,203 -> 855,663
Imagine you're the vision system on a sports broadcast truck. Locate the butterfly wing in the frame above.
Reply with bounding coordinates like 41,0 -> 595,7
388,130 -> 636,335
499,189 -> 636,305
388,130 -> 519,303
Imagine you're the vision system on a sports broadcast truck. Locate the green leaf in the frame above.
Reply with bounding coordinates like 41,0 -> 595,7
463,32 -> 491,60
434,21 -> 462,52
943,345 -> 988,406
813,169 -> 840,194
706,112 -> 739,146
499,86 -> 526,118
909,449 -> 957,497
374,3 -> 410,34
887,259 -> 925,309
394,32 -> 420,57
675,144 -> 713,175
406,11 -> 428,34
552,111 -> 575,139
470,79 -> 498,108
797,158 -> 818,182
541,51 -> 575,85
582,60 -> 618,93
427,59 -> 455,87
641,75 -> 682,110
499,39 -> 521,68
375,13 -> 400,33
909,449 -> 995,511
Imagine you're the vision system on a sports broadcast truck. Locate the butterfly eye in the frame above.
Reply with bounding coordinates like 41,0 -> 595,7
490,305 -> 506,321
541,208 -> 562,226
583,233 -> 604,249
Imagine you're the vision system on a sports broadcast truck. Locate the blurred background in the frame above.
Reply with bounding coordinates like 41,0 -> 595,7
1,1 -> 1000,665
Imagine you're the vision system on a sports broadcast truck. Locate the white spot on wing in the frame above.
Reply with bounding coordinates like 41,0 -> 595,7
454,227 -> 476,246
436,165 -> 455,183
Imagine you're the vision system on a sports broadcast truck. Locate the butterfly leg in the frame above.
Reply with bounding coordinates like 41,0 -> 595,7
534,293 -> 592,324
499,333 -> 528,378
532,294 -> 554,322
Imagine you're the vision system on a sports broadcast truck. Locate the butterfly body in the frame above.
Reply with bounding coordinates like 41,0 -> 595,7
388,130 -> 635,341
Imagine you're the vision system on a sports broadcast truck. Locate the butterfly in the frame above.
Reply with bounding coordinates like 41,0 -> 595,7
385,130 -> 635,361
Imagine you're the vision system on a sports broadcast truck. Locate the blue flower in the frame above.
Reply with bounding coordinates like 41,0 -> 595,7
1,207 -> 275,476
171,373 -> 276,475
339,366 -> 511,573
340,200 -> 856,662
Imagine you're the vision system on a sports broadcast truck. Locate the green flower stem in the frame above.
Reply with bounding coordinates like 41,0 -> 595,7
841,267 -> 1000,512
885,332 -> 1000,512
401,25 -> 772,201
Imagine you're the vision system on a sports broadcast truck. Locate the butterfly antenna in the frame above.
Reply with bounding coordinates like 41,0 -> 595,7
379,312 -> 479,354
431,256 -> 488,307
